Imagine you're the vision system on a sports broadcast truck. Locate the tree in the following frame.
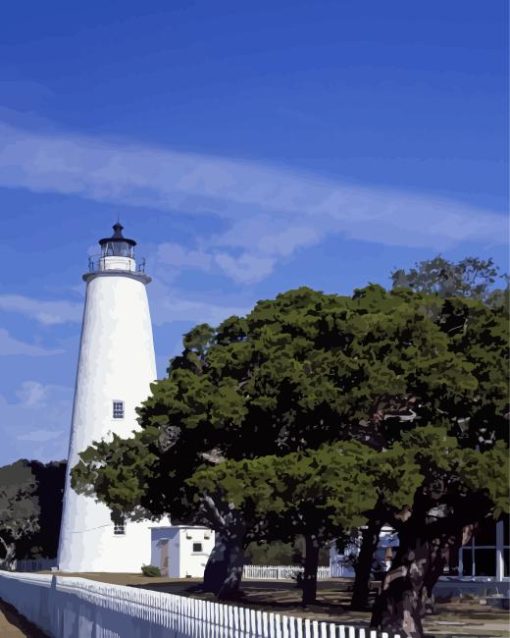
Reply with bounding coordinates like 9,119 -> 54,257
348,257 -> 509,610
30,461 -> 66,559
370,428 -> 509,638
0,459 -> 65,569
351,288 -> 509,609
0,460 -> 39,569
244,539 -> 304,565
391,256 -> 507,307
72,283 -> 508,631
189,440 -> 422,605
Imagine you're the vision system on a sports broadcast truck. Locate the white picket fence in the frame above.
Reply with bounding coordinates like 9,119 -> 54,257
11,561 -> 332,580
0,571 -> 399,638
330,562 -> 356,578
14,557 -> 57,572
243,565 -> 331,580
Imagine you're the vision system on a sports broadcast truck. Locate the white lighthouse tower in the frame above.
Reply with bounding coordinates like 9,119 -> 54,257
57,223 -> 157,572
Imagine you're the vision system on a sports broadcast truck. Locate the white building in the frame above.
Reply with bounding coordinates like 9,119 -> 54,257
57,224 -> 158,572
329,526 -> 398,578
150,526 -> 215,578
330,519 -> 509,595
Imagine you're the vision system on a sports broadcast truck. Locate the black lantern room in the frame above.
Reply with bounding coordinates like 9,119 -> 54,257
99,223 -> 136,259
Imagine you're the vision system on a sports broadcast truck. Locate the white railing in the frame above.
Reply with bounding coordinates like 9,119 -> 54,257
243,564 -> 331,580
0,571 -> 399,638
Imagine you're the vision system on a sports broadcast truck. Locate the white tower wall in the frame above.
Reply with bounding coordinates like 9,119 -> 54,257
58,240 -> 157,572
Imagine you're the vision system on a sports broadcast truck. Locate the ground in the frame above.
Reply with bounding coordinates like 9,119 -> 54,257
44,572 -> 510,637
0,600 -> 48,638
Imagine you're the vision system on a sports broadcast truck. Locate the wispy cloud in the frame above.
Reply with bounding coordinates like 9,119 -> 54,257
16,380 -> 49,406
154,217 -> 324,284
156,242 -> 213,271
0,121 -> 506,284
149,277 -> 248,327
0,294 -> 82,325
17,429 -> 64,443
0,327 -> 64,356
0,278 -> 246,336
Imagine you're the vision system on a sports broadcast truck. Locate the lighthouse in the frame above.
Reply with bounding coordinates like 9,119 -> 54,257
57,223 -> 157,572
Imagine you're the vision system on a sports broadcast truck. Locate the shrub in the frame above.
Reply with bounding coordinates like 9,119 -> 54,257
141,564 -> 161,577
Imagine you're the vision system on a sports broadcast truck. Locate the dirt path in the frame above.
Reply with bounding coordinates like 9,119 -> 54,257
0,600 -> 48,638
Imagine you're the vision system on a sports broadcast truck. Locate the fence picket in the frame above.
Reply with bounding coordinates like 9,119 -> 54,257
0,572 -> 403,638
276,612 -> 283,638
297,615 -> 303,638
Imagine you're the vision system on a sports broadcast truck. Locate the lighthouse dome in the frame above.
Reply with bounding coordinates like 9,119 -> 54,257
86,222 -> 148,281
99,222 -> 136,258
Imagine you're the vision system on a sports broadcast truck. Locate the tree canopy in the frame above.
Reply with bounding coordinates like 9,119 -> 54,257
72,278 -> 509,636
0,459 -> 66,568
391,255 -> 508,309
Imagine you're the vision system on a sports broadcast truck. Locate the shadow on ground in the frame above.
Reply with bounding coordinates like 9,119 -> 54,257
0,599 -> 49,638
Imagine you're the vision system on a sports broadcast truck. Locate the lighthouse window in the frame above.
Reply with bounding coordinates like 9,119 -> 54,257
192,543 -> 203,553
111,511 -> 126,535
113,401 -> 124,419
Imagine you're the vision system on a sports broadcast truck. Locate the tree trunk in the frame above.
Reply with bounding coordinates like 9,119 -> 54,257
370,535 -> 446,638
302,534 -> 320,606
202,530 -> 245,599
370,485 -> 493,637
351,517 -> 383,610
0,535 -> 16,571
200,494 -> 247,599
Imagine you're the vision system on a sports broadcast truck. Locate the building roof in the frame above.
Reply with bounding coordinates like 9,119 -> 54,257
99,223 -> 136,247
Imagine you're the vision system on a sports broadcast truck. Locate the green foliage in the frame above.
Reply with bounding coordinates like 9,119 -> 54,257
245,538 -> 329,566
391,256 -> 505,302
0,459 -> 66,562
141,564 -> 161,577
71,279 -> 509,586
72,429 -> 165,521
0,461 -> 39,549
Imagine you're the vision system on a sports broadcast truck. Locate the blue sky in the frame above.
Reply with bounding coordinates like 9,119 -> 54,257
0,1 -> 507,465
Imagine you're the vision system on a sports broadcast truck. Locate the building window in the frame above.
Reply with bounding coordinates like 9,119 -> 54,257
192,543 -> 203,553
459,517 -> 509,579
112,511 -> 126,535
113,401 -> 124,419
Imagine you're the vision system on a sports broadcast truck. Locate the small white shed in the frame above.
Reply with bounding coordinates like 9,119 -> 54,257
150,525 -> 215,578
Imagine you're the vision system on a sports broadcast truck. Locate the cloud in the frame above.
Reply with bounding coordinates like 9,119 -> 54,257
213,252 -> 275,284
149,277 -> 248,327
0,294 -> 82,325
0,120 -> 506,285
208,216 -> 323,283
16,381 -> 49,406
0,381 -> 73,464
17,429 -> 63,443
0,328 -> 64,356
156,242 -> 213,271
152,218 -> 322,284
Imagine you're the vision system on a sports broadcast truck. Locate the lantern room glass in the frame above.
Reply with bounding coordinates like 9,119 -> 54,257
101,240 -> 135,258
